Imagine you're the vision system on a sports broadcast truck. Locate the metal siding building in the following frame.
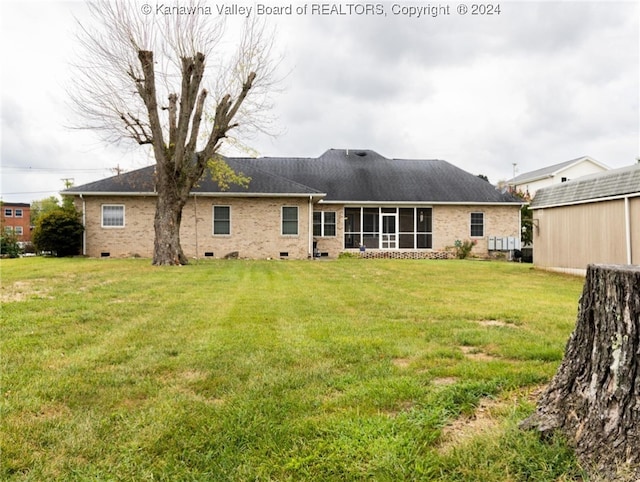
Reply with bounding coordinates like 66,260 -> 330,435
530,164 -> 640,275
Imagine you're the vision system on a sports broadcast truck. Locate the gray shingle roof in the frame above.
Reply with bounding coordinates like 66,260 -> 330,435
64,149 -> 521,204
510,156 -> 606,184
531,164 -> 640,208
64,159 -> 323,196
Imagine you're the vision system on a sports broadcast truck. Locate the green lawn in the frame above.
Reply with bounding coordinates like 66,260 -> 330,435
1,258 -> 587,481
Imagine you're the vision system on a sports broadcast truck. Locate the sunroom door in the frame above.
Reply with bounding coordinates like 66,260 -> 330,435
381,213 -> 397,249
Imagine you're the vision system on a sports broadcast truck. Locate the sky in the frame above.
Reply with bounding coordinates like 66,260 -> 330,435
1,0 -> 639,204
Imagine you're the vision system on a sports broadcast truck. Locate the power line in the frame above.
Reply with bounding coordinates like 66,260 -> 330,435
1,166 -> 109,172
1,190 -> 60,195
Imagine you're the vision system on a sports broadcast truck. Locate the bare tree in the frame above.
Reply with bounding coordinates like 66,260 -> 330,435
70,0 -> 278,265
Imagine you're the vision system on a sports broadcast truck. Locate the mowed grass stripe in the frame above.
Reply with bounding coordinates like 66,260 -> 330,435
1,258 -> 587,481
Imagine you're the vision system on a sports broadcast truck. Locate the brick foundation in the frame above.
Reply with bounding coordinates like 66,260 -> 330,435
354,250 -> 453,260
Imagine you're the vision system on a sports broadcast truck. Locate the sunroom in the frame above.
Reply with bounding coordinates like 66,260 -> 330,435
343,206 -> 433,250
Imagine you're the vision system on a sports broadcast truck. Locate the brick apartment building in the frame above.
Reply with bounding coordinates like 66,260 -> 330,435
1,202 -> 32,243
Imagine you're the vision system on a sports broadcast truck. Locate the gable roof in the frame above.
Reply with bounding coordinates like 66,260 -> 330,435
531,164 -> 640,209
64,149 -> 521,205
510,156 -> 608,185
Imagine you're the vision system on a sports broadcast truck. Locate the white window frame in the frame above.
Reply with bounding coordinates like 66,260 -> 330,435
313,211 -> 336,237
15,209 -> 23,218
281,206 -> 299,236
4,208 -> 12,217
15,226 -> 23,236
470,212 -> 484,238
101,204 -> 125,228
212,205 -> 231,236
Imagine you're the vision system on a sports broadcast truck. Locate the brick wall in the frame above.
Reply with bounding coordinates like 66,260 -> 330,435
76,197 -> 520,260
77,196 -> 156,258
181,197 -> 312,260
432,205 -> 520,256
77,195 -> 313,259
312,206 -> 344,256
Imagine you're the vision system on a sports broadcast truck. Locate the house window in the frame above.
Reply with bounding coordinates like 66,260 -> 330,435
470,212 -> 484,237
282,206 -> 298,235
102,205 -> 125,227
4,208 -> 12,217
15,209 -> 23,218
4,226 -> 13,234
313,211 -> 336,237
213,206 -> 231,235
15,226 -> 23,236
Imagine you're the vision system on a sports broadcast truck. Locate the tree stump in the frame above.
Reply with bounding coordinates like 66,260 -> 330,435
521,264 -> 640,480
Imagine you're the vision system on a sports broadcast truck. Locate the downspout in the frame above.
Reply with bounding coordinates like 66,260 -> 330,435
308,196 -> 313,258
624,196 -> 631,264
518,203 -> 522,250
80,194 -> 86,256
194,194 -> 199,264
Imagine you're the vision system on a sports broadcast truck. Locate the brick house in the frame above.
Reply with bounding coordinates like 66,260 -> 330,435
1,202 -> 32,243
63,149 -> 524,259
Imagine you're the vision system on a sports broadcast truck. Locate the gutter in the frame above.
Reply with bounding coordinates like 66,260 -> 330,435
308,195 -> 314,258
318,200 -> 526,206
67,192 -> 327,200
80,194 -> 86,256
531,192 -> 640,210
625,196 -> 632,264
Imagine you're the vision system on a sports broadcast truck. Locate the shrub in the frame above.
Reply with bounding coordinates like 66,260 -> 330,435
0,231 -> 21,258
454,239 -> 477,259
32,209 -> 84,257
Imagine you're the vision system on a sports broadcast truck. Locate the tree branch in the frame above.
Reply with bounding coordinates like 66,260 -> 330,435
119,112 -> 153,145
137,50 -> 167,164
168,93 -> 178,148
186,89 -> 207,155
202,71 -> 256,162
173,53 -> 206,169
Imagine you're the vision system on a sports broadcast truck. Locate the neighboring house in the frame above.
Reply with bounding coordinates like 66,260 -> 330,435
0,202 -> 31,243
530,164 -> 640,275
63,149 -> 524,260
509,156 -> 609,198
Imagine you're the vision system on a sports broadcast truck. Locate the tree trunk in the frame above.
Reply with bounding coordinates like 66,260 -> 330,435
521,264 -> 640,480
152,176 -> 189,266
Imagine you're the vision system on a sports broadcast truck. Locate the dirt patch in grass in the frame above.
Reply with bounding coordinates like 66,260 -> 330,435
382,400 -> 416,417
438,396 -> 502,453
459,345 -> 499,362
392,357 -> 412,368
1,279 -> 51,302
477,319 -> 516,328
432,377 -> 459,386
438,384 -> 548,454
